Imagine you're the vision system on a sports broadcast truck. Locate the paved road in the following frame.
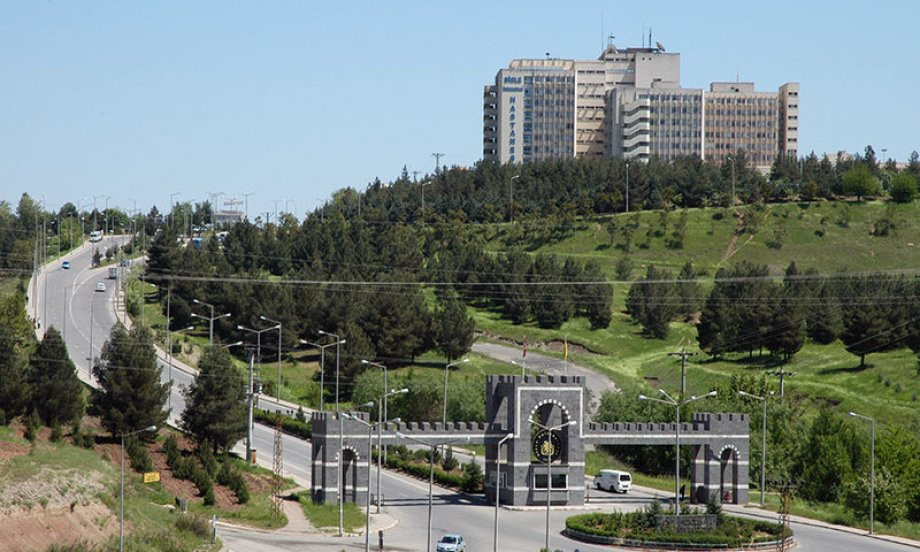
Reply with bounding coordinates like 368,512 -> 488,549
34,245 -> 920,552
472,341 -> 616,411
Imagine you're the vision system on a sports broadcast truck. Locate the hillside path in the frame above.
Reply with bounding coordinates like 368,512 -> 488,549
472,341 -> 617,413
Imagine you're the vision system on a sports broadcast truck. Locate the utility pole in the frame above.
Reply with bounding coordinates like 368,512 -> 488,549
432,152 -> 445,175
769,367 -> 796,399
247,351 -> 255,463
625,161 -> 630,213
668,349 -> 697,395
242,192 -> 254,221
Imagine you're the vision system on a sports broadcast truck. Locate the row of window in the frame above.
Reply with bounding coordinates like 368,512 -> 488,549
708,109 -> 776,117
650,119 -> 703,127
710,97 -> 776,105
706,131 -> 777,140
707,120 -> 776,128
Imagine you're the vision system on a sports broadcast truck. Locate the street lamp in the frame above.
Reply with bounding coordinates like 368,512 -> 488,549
397,432 -> 470,552
442,358 -> 469,432
260,315 -> 283,401
318,329 -> 342,412
639,389 -> 717,514
527,418 -> 577,552
625,160 -> 630,213
509,174 -> 520,223
374,388 -> 408,514
120,425 -> 157,551
738,390 -> 774,506
510,359 -> 526,378
192,299 -> 231,346
341,411 -> 375,552
238,323 -> 279,390
493,432 -> 515,552
166,325 -> 195,412
300,338 -> 346,412
361,360 -> 389,428
849,411 -> 875,534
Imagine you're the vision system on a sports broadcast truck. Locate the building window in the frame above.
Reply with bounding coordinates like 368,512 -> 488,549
533,473 -> 567,490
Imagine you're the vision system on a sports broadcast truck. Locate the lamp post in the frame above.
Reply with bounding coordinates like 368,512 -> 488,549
739,390 -> 773,506
238,323 -> 279,390
260,315 -> 283,401
527,418 -> 577,552
396,432 -> 469,552
166,325 -> 195,412
300,338 -> 345,412
318,329 -> 342,412
192,299 -> 231,346
120,425 -> 157,551
849,411 -> 875,534
509,174 -> 520,223
625,161 -> 630,213
510,359 -> 525,378
493,432 -> 515,552
639,389 -> 717,514
374,388 -> 408,514
361,360 -> 388,423
442,358 -> 469,434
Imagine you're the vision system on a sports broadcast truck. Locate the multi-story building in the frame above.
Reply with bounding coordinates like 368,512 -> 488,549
483,42 -> 798,171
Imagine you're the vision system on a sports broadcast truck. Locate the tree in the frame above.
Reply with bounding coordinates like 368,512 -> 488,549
765,263 -> 806,361
90,324 -> 170,439
0,291 -> 34,422
837,274 -> 905,367
28,327 -> 83,427
626,265 -> 677,339
181,346 -> 247,453
842,165 -> 880,201
433,294 -> 475,362
797,409 -> 864,503
889,172 -> 917,204
581,261 -> 612,330
843,468 -> 907,525
806,275 -> 843,344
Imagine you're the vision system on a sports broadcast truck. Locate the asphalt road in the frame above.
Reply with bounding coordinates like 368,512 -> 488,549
34,243 -> 920,552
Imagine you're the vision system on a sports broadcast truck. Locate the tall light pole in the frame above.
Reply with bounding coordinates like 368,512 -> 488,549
739,390 -> 774,506
493,432 -> 515,552
361,360 -> 388,424
120,425 -> 157,551
509,174 -> 520,223
241,192 -> 254,221
239,323 -> 279,389
442,358 -> 469,432
318,329 -> 342,412
397,432 -> 469,552
849,411 -> 875,534
260,315 -> 283,400
166,324 -> 194,411
300,338 -> 345,412
375,389 -> 408,514
191,299 -> 231,346
528,418 -> 577,552
625,161 -> 630,213
169,192 -> 181,230
639,389 -> 717,514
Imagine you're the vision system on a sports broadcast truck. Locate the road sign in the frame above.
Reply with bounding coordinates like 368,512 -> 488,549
143,471 -> 160,483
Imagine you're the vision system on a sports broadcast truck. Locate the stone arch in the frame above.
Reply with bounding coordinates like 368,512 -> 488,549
528,399 -> 574,465
527,398 -> 572,424
334,445 -> 360,462
336,446 -> 360,503
718,444 -> 739,504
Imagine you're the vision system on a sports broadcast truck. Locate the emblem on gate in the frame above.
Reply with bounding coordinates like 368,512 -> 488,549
532,429 -> 562,463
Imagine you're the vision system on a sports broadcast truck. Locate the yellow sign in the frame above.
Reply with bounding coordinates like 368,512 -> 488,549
143,471 -> 160,483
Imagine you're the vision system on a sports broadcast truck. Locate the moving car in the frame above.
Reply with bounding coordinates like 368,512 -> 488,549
436,534 -> 465,552
595,469 -> 632,493
62,260 -> 70,269
95,282 -> 106,292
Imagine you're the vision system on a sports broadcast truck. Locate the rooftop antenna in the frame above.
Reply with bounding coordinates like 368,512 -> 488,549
736,67 -> 740,82
641,23 -> 645,47
649,27 -> 652,50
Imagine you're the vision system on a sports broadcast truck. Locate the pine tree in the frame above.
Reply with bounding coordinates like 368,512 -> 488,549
0,291 -> 34,422
806,275 -> 843,344
626,266 -> 678,339
90,324 -> 170,438
28,327 -> 84,427
434,294 -> 475,362
581,261 -> 612,330
181,346 -> 247,453
765,263 -> 806,361
675,261 -> 701,320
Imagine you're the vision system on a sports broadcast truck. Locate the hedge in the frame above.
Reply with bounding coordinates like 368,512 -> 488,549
253,408 -> 312,440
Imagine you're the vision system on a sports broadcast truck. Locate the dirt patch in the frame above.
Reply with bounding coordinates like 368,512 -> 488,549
0,467 -> 107,514
476,332 -> 603,356
0,501 -> 115,552
0,440 -> 30,462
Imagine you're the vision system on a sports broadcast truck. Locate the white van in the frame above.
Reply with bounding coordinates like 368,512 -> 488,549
595,469 -> 632,493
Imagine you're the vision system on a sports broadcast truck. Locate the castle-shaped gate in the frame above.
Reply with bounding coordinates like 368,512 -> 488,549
311,375 -> 749,507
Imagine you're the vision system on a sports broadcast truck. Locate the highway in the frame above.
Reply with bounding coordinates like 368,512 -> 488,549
33,241 -> 920,551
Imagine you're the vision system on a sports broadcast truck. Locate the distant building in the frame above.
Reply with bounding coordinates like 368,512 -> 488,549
213,209 -> 243,226
483,41 -> 798,171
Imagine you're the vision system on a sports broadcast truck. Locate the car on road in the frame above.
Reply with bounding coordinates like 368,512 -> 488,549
595,469 -> 632,493
95,282 -> 106,292
62,260 -> 70,269
436,534 -> 465,552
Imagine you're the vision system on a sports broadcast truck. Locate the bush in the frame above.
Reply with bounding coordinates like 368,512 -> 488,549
460,460 -> 483,493
890,172 -> 918,203
125,436 -> 154,473
198,441 -> 219,478
50,423 -> 63,443
252,408 -> 311,440
25,410 -> 41,442
175,513 -> 210,538
217,462 -> 250,504
202,485 -> 215,506
441,447 -> 459,472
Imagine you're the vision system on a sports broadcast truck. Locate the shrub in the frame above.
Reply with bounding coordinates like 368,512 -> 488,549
890,172 -> 917,203
441,447 -> 459,472
50,423 -> 63,443
125,436 -> 154,473
460,460 -> 483,493
217,462 -> 250,504
202,485 -> 215,506
198,441 -> 219,478
175,513 -> 210,538
252,408 -> 311,439
25,410 -> 41,442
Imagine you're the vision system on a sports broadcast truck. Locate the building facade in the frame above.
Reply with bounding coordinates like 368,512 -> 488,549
483,42 -> 798,171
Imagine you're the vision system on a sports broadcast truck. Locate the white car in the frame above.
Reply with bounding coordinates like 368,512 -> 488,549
95,282 -> 107,292
595,469 -> 632,493
436,534 -> 465,552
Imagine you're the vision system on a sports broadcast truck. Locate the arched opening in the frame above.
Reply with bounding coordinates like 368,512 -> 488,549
341,448 -> 358,503
719,447 -> 738,504
529,401 -> 574,504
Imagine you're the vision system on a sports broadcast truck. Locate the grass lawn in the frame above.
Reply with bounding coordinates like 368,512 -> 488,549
298,492 -> 365,532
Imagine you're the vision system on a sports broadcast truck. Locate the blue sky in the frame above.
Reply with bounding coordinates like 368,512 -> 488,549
2,1 -> 917,216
